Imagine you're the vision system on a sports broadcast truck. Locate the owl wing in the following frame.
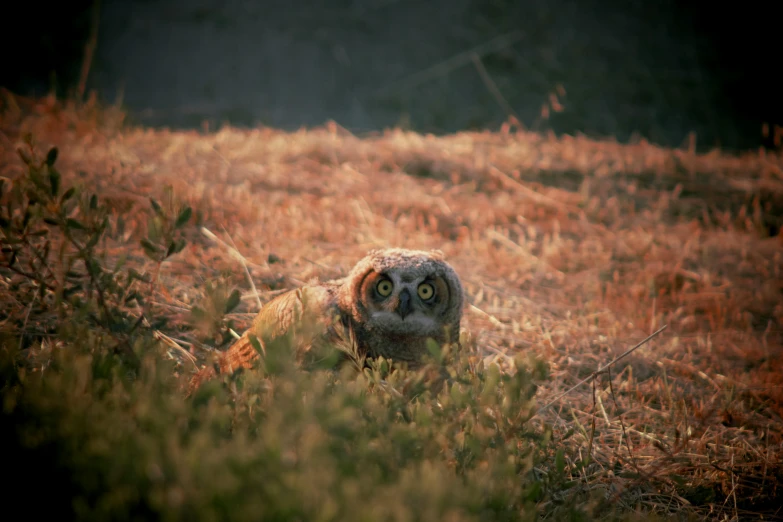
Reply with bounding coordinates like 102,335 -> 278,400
187,283 -> 339,395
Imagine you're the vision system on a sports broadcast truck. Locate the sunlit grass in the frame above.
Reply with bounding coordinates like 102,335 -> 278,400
1,92 -> 781,520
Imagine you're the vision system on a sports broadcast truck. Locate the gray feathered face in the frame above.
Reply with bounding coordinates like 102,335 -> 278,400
349,249 -> 463,341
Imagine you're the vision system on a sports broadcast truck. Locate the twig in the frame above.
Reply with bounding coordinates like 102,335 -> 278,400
607,367 -> 637,462
303,256 -> 340,275
3,264 -> 57,291
17,293 -> 37,351
536,325 -> 668,415
470,52 -> 520,122
221,226 -> 263,310
485,229 -> 564,279
22,235 -> 59,286
486,164 -> 578,215
584,379 -> 597,474
201,226 -> 263,309
77,0 -> 102,101
374,32 -> 523,96
153,329 -> 197,367
468,303 -> 504,328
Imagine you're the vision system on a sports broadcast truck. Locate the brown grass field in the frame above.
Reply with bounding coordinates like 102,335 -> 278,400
2,92 -> 782,520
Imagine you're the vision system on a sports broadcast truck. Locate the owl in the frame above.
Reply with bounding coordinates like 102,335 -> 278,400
187,248 -> 464,394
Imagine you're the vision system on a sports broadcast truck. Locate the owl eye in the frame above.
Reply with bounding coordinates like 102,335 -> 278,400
417,282 -> 435,300
376,278 -> 393,297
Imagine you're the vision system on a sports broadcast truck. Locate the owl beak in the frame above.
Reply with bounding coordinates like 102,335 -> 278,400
397,288 -> 412,320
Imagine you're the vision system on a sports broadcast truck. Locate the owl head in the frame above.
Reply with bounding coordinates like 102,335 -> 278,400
341,248 -> 463,345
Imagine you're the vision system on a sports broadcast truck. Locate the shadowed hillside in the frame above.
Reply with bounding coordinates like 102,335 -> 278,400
2,0 -> 780,150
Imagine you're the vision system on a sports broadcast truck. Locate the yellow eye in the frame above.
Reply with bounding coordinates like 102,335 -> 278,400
417,283 -> 434,300
376,278 -> 393,297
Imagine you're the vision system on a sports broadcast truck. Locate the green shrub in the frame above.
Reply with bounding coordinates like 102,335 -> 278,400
2,336 -> 552,521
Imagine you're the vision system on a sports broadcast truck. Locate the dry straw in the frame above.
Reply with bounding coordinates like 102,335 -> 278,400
2,94 -> 781,520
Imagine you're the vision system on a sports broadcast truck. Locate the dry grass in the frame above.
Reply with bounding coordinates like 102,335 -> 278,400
2,91 -> 782,520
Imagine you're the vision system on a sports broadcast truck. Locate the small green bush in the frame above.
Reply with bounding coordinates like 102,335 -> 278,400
2,337 -> 552,521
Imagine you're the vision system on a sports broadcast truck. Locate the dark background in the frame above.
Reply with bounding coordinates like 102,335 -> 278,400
2,0 -> 779,151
